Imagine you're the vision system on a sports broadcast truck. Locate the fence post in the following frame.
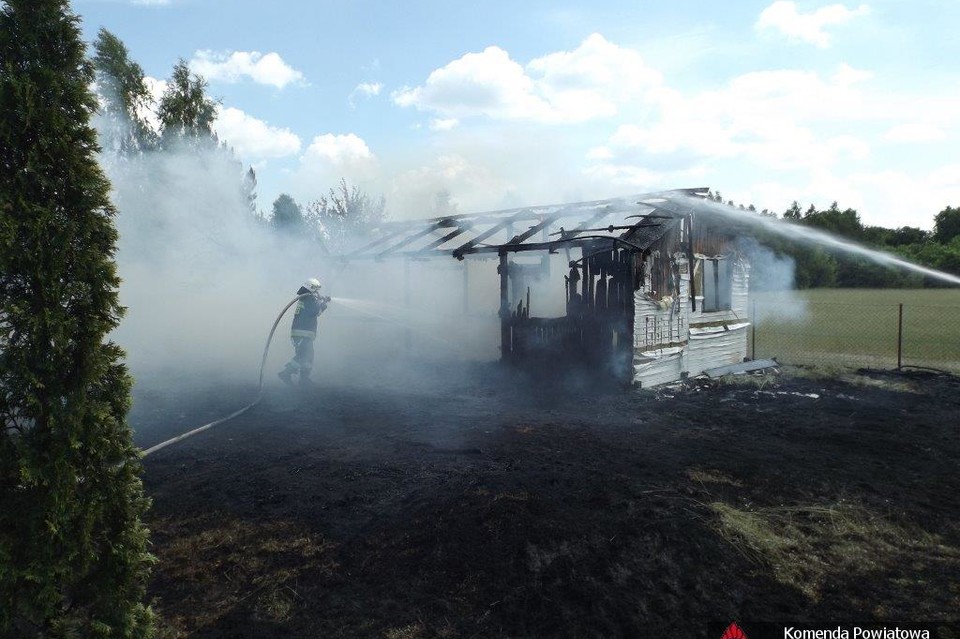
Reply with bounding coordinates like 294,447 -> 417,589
752,299 -> 757,359
897,303 -> 903,370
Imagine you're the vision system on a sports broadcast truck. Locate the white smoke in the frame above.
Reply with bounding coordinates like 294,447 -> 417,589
735,236 -> 808,322
96,120 -> 508,393
104,140 -> 316,378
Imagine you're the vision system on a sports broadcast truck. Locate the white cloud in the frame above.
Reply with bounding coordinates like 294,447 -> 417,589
348,82 -> 383,107
388,154 -> 515,218
303,133 -> 373,165
353,82 -> 382,98
585,146 -> 613,161
884,123 -> 945,143
378,32 -> 960,229
429,118 -> 459,131
756,1 -> 870,48
845,168 -> 960,228
393,45 -> 549,120
526,33 -> 662,121
588,63 -> 876,178
928,165 -> 960,189
292,133 -> 379,197
392,33 -> 661,124
214,107 -> 301,160
580,162 -> 671,189
189,51 -> 305,89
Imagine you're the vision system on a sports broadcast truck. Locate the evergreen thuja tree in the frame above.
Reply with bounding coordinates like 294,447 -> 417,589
0,1 -> 155,636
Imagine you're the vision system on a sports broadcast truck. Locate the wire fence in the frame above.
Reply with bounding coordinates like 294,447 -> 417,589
749,300 -> 960,374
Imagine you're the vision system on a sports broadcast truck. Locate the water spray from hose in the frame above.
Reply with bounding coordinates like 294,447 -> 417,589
329,296 -> 460,349
675,195 -> 960,287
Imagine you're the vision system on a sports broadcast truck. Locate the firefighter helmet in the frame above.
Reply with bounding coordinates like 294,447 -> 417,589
303,277 -> 322,293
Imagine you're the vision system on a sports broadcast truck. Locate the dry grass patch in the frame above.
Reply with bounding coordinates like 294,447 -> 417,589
710,501 -> 957,599
781,366 -> 921,393
715,372 -> 781,389
154,515 -> 337,630
687,468 -> 743,487
780,364 -> 853,380
384,622 -> 426,639
837,373 -> 921,394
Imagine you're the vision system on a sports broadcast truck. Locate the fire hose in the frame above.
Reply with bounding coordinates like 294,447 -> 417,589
141,293 -> 317,457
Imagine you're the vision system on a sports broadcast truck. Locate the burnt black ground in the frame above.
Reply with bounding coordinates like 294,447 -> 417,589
133,362 -> 960,638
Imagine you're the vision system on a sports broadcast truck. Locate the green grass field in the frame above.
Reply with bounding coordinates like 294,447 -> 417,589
751,288 -> 960,372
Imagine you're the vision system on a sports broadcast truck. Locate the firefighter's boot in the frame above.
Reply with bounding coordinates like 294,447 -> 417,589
278,368 -> 293,385
300,369 -> 313,388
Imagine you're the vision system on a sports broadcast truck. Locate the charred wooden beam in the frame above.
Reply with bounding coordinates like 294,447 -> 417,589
499,251 -> 511,362
462,261 -> 469,314
506,214 -> 563,245
548,209 -> 619,241
465,234 -> 630,256
379,208 -> 542,230
551,223 -> 663,236
373,223 -> 447,260
346,226 -> 417,258
405,223 -> 474,256
451,211 -> 528,260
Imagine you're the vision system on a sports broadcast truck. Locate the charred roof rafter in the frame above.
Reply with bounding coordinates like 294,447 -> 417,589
336,189 -> 709,262
400,221 -> 475,258
451,210 -> 530,260
374,220 -> 458,260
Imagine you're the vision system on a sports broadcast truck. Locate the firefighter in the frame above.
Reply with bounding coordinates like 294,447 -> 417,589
278,278 -> 330,387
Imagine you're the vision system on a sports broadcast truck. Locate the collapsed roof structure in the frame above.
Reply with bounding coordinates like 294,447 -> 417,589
333,188 -> 752,387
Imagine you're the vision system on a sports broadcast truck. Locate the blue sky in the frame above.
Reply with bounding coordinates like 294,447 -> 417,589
74,0 -> 960,228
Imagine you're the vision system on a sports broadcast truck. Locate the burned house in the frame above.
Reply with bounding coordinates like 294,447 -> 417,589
336,188 -> 750,387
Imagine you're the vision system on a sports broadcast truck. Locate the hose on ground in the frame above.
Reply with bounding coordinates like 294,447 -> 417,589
141,293 -> 313,457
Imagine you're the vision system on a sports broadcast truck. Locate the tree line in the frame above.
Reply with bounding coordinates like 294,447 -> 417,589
92,27 -> 259,215
92,25 -> 383,241
269,182 -> 386,254
708,191 -> 960,289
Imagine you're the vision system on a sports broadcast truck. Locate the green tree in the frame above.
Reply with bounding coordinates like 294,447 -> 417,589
271,193 -> 304,233
860,225 -> 893,246
0,1 -> 155,636
92,27 -> 156,154
801,202 -> 863,240
783,201 -> 802,220
889,226 -> 928,247
793,248 -> 838,288
305,178 -> 386,251
933,206 -> 960,244
898,237 -> 960,281
157,59 -> 218,149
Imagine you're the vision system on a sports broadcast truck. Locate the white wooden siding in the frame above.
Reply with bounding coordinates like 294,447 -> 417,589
632,255 -> 751,387
684,323 -> 750,377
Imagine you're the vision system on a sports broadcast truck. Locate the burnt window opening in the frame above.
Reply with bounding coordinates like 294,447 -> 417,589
645,251 -> 679,300
702,258 -> 733,312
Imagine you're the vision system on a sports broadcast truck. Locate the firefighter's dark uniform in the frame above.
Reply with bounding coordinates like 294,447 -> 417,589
280,287 -> 328,385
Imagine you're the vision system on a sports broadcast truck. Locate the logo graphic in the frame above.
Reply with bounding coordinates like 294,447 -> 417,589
721,622 -> 748,639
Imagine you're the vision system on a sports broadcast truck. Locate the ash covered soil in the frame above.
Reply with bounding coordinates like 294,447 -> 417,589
132,363 -> 960,638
